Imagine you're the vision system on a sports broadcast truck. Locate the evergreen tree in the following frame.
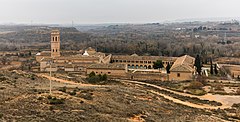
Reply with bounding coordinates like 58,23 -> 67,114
210,59 -> 214,75
98,74 -> 102,79
153,60 -> 164,69
214,64 -> 218,75
194,54 -> 202,75
102,74 -> 108,81
166,63 -> 171,74
89,71 -> 96,78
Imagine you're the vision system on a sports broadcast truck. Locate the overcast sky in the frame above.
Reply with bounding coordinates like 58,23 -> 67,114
0,0 -> 239,24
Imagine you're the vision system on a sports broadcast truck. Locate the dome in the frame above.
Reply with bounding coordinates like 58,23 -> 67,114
83,50 -> 89,56
131,53 -> 139,57
36,52 -> 41,56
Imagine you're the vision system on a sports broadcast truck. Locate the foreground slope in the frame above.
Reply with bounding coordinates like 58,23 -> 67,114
0,71 -> 228,122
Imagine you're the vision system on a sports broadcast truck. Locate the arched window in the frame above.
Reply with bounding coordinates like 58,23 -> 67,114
56,49 -> 58,52
52,37 -> 54,41
53,49 -> 54,52
55,37 -> 58,42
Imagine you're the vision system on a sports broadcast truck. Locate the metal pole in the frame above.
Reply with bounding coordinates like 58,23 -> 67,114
50,62 -> 52,95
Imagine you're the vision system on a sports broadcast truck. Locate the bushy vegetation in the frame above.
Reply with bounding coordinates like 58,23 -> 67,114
0,76 -> 7,81
153,60 -> 164,69
59,86 -> 67,93
78,92 -> 93,100
0,113 -> 3,118
69,89 -> 77,96
232,103 -> 240,108
47,96 -> 65,105
188,81 -> 204,89
236,88 -> 240,95
86,72 -> 108,84
186,89 -> 207,96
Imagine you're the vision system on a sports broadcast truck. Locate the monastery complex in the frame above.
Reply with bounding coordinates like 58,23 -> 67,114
36,30 -> 196,81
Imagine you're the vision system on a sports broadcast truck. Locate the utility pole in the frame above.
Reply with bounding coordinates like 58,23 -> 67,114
50,62 -> 52,95
47,60 -> 53,95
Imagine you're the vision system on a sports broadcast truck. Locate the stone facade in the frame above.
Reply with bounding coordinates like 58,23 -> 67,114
51,30 -> 61,58
36,30 -> 196,81
169,55 -> 195,81
37,30 -> 111,73
111,54 -> 176,69
128,70 -> 168,81
86,64 -> 127,78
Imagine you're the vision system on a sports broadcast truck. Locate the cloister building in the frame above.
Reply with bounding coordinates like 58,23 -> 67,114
36,30 -> 195,81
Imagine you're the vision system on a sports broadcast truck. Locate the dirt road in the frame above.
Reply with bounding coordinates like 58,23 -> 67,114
118,79 -> 240,109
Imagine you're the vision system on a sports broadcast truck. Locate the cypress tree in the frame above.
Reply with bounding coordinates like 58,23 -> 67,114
214,64 -> 218,75
194,54 -> 202,75
166,63 -> 171,74
210,59 -> 214,75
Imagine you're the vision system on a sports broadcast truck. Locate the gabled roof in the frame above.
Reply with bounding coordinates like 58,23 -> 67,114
170,55 -> 195,72
88,64 -> 126,70
112,55 -> 177,61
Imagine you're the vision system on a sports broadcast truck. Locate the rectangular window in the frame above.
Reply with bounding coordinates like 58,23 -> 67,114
177,73 -> 180,77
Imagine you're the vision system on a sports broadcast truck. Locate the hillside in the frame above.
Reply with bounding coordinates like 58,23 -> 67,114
0,71 -> 228,122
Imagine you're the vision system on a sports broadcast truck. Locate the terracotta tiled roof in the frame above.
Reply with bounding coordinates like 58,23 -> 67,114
112,55 -> 177,61
88,64 -> 126,70
170,55 -> 195,72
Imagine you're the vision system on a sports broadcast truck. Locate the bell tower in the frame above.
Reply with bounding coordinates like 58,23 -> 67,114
51,30 -> 61,58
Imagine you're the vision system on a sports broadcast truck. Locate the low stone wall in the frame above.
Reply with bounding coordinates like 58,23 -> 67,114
128,73 -> 168,81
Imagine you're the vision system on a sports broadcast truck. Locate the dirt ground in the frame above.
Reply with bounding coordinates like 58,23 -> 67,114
0,71 -> 230,122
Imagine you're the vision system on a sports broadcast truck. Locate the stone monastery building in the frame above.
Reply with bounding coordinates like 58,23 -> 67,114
36,30 -> 195,81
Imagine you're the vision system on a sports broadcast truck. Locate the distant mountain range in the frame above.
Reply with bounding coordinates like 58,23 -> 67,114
0,17 -> 239,31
